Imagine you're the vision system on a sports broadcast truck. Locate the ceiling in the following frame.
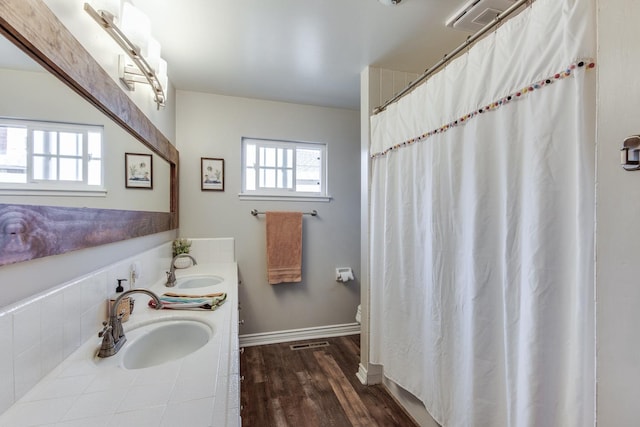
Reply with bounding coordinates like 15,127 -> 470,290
7,0 -> 475,110
126,0 -> 471,110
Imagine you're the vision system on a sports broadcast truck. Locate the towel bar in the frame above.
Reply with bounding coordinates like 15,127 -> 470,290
250,209 -> 318,217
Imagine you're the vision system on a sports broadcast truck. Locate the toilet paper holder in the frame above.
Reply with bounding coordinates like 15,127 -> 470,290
621,135 -> 640,171
336,267 -> 354,283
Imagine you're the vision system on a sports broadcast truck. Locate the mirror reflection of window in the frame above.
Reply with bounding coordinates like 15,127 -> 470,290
0,124 -> 26,183
0,118 -> 103,190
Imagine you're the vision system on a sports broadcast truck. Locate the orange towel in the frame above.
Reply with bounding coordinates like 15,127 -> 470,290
266,211 -> 303,285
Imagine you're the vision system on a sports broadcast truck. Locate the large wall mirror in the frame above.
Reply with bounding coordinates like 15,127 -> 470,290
0,39 -> 171,212
0,0 -> 179,266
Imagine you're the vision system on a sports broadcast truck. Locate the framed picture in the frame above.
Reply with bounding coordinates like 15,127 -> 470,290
201,157 -> 224,191
125,153 -> 153,189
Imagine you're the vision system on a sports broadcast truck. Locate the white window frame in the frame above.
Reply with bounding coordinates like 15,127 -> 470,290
0,118 -> 106,197
239,137 -> 331,202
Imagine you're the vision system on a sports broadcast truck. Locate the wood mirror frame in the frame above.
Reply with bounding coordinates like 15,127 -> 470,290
0,0 -> 179,266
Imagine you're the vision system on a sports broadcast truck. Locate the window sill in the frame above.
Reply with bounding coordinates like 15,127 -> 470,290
238,193 -> 332,202
0,187 -> 107,198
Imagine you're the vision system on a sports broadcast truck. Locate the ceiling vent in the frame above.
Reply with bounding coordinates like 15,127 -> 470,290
446,0 -> 517,33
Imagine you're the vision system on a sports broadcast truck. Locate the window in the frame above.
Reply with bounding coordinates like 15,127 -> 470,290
241,137 -> 329,200
0,118 -> 104,194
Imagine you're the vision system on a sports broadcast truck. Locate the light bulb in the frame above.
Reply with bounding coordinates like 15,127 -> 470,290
145,37 -> 162,73
157,58 -> 168,101
121,2 -> 151,56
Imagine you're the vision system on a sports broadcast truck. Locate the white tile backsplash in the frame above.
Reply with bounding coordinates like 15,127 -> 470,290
41,292 -> 65,329
81,271 -> 109,309
0,238 -> 234,417
62,285 -> 82,323
41,292 -> 65,374
41,330 -> 64,376
80,302 -> 106,344
62,284 -> 84,358
62,318 -> 82,359
188,238 -> 235,264
0,314 -> 14,415
13,303 -> 41,355
14,343 -> 42,399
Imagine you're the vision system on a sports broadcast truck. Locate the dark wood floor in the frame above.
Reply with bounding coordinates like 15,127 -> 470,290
240,334 -> 418,427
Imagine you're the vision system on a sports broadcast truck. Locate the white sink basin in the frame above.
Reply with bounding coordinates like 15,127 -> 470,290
176,275 -> 223,289
122,320 -> 213,370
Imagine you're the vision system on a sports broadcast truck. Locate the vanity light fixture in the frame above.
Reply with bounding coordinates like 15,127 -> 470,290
378,0 -> 403,5
84,2 -> 168,108
120,2 -> 150,56
90,0 -> 120,22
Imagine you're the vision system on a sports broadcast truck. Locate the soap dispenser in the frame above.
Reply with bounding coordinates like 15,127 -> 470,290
109,279 -> 131,322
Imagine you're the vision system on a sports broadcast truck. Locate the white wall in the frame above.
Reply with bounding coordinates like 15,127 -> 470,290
176,90 -> 360,335
595,0 -> 640,424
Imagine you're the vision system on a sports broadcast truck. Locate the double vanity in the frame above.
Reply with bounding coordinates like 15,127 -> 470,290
0,261 -> 240,427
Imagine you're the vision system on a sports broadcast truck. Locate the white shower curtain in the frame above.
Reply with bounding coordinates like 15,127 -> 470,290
369,0 -> 596,426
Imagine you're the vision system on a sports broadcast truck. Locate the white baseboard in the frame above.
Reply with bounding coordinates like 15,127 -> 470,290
356,363 -> 369,384
356,362 -> 383,385
239,322 -> 360,347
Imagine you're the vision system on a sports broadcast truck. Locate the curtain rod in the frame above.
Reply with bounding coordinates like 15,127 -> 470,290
251,209 -> 318,217
373,0 -> 533,115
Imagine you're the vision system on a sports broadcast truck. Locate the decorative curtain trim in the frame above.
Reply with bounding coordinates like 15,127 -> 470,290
370,59 -> 596,159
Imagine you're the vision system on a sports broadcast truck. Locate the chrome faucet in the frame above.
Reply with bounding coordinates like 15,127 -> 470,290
97,289 -> 162,358
165,253 -> 198,287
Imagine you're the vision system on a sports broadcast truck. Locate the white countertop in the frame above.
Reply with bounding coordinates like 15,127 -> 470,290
0,263 -> 239,427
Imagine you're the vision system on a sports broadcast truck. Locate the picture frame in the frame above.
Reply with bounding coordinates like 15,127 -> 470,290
201,157 -> 224,191
125,153 -> 153,189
